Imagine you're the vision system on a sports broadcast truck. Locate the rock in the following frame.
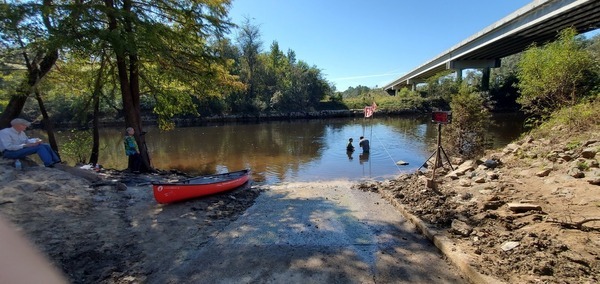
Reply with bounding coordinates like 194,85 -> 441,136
450,219 -> 473,237
483,159 -> 499,169
445,172 -> 459,180
588,177 -> 600,185
583,139 -> 599,147
395,160 -> 409,166
482,200 -> 505,211
451,157 -> 465,165
487,172 -> 499,180
504,143 -> 520,154
536,168 -> 552,177
460,192 -> 473,200
449,161 -> 475,176
507,203 -> 542,213
581,147 -> 597,159
116,182 -> 127,191
473,175 -> 486,183
459,179 -> 471,187
546,151 -> 560,162
559,153 -> 573,162
500,241 -> 520,251
532,261 -> 554,276
567,167 -> 585,178
525,152 -> 538,159
523,136 -> 534,144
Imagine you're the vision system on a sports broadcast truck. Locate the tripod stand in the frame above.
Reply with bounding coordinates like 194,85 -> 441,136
418,123 -> 454,178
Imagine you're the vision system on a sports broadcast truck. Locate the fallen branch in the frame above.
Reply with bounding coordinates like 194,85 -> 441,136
548,217 -> 600,231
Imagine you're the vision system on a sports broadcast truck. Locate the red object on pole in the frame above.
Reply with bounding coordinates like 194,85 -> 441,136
364,106 -> 373,118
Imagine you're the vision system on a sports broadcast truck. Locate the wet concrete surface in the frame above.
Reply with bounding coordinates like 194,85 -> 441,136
155,181 -> 465,283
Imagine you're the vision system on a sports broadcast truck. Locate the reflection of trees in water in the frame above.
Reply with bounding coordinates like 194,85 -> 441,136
39,115 -> 525,177
143,121 -> 326,177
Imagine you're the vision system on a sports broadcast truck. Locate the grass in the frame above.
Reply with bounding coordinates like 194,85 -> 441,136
528,95 -> 600,142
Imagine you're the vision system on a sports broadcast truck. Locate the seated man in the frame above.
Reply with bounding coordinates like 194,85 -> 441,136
0,118 -> 61,167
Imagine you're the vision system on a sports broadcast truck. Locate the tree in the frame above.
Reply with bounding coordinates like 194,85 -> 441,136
235,18 -> 263,112
489,53 -> 522,111
0,1 -> 61,128
443,89 -> 492,159
95,0 -> 236,171
517,28 -> 595,119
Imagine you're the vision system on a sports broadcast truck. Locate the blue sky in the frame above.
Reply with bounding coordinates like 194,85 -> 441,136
227,1 -> 590,92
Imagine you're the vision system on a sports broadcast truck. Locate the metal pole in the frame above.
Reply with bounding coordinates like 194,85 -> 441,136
431,123 -> 442,178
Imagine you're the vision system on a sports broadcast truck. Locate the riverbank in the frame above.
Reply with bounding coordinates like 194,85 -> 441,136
1,118 -> 597,283
358,128 -> 600,283
36,109 -> 425,129
0,164 -> 262,283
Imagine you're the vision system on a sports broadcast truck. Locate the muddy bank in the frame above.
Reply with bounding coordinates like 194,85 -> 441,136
358,134 -> 600,283
0,164 -> 260,283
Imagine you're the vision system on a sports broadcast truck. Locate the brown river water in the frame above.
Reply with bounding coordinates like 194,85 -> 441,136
32,114 -> 525,184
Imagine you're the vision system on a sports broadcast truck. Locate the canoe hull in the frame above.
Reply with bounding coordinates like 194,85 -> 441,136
152,169 -> 250,204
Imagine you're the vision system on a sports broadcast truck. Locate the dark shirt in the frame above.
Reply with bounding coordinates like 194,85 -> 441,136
359,139 -> 370,153
347,142 -> 354,152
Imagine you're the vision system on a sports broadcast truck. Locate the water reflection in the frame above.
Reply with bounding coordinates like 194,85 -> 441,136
33,115 -> 525,184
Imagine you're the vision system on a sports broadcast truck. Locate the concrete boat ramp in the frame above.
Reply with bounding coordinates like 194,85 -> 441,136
156,181 -> 464,283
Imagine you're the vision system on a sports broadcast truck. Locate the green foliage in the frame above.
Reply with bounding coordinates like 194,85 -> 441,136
565,141 -> 581,151
530,95 -> 600,140
517,28 -> 596,120
490,54 -> 522,111
576,161 -> 589,171
339,85 -> 372,98
442,91 -> 492,159
342,87 -> 428,112
60,130 -> 93,164
316,100 -> 347,111
423,70 -> 459,102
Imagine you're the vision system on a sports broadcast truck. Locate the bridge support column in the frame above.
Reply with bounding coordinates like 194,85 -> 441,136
481,67 -> 490,91
448,59 -> 499,89
407,78 -> 424,92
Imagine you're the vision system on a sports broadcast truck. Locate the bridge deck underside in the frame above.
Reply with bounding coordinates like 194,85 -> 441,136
388,0 -> 600,89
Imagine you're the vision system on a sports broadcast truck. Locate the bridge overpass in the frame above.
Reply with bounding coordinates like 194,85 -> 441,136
383,0 -> 600,94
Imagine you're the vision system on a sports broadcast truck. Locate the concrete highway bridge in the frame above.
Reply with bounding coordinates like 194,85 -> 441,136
383,0 -> 600,94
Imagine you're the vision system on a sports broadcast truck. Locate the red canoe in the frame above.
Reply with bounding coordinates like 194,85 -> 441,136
152,169 -> 251,204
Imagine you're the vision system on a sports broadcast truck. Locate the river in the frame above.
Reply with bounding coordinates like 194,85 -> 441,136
34,114 -> 525,184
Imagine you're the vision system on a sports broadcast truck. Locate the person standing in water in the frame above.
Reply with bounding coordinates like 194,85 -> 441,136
346,138 -> 355,152
124,127 -> 141,173
359,136 -> 370,153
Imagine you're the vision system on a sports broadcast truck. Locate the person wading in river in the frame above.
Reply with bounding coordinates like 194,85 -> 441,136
359,136 -> 370,153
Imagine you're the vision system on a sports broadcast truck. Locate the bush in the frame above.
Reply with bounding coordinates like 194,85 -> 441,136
442,91 -> 492,159
530,95 -> 600,140
59,129 -> 93,164
517,28 -> 595,120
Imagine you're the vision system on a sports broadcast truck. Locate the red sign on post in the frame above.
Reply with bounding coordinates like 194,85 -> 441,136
432,111 -> 452,124
364,106 -> 373,118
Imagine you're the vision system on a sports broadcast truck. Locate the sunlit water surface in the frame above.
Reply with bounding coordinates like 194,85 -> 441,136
34,115 -> 525,185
